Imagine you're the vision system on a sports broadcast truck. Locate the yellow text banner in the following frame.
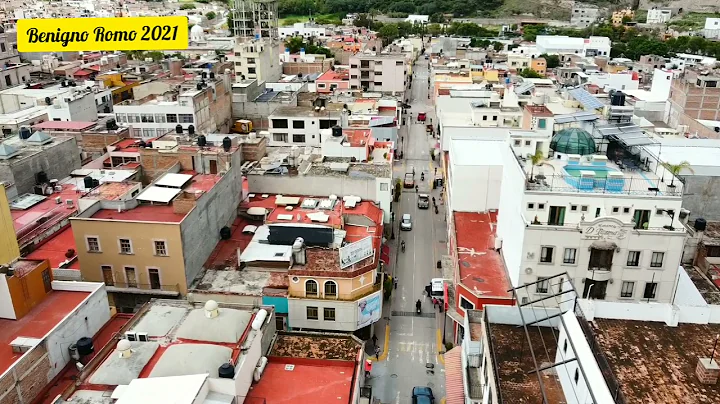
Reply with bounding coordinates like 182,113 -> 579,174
18,17 -> 189,52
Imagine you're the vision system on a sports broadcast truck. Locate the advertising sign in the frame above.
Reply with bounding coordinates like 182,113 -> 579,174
582,219 -> 627,241
357,291 -> 382,328
18,17 -> 189,52
339,236 -> 374,269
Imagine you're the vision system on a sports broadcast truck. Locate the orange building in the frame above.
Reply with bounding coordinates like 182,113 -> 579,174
531,58 -> 547,76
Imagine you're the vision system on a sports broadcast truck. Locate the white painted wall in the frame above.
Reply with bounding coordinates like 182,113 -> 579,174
555,311 -> 615,404
449,164 -> 503,212
233,329 -> 263,399
496,145 -> 527,287
0,275 -> 17,320
46,282 -> 110,380
288,290 -> 382,332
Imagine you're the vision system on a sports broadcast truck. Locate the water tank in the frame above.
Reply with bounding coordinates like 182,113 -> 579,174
76,337 -> 94,356
138,140 -> 147,148
83,176 -> 93,189
92,179 -> 100,187
695,218 -> 707,232
106,119 -> 118,130
252,309 -> 268,331
218,363 -> 234,379
45,97 -> 52,105
175,124 -> 183,134
19,127 -> 32,140
331,126 -> 342,137
187,125 -> 195,135
197,135 -> 207,147
222,136 -> 231,152
196,83 -> 203,91
209,72 -> 215,79
201,72 -> 208,79
36,171 -> 49,185
611,91 -> 625,106
220,226 -> 231,240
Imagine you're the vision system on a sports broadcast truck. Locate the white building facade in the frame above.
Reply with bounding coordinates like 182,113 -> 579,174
535,36 -> 611,58
646,8 -> 672,24
704,17 -> 720,39
230,38 -> 282,84
349,54 -> 407,94
570,4 -> 600,28
278,23 -> 328,39
267,108 -> 343,146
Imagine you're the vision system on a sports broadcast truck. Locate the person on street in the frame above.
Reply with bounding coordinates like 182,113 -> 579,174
371,334 -> 378,347
415,185 -> 419,193
374,346 -> 380,360
394,276 -> 398,289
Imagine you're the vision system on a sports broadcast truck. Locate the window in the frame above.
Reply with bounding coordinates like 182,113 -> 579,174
87,236 -> 100,252
527,203 -> 535,209
166,114 -> 178,123
305,280 -> 318,297
317,83 -> 326,88
272,119 -> 288,129
42,269 -> 52,293
548,206 -> 566,226
537,203 -> 545,210
307,306 -> 319,320
570,205 -> 578,211
536,277 -> 550,294
324,281 -> 338,298
154,114 -> 166,123
380,183 -> 388,191
154,240 -> 167,256
538,119 -> 546,129
525,140 -> 531,146
540,246 -> 554,263
179,114 -> 194,123
375,71 -> 382,76
4,76 -> 11,86
142,128 -> 154,138
140,114 -> 154,123
319,120 -> 337,129
292,134 -> 306,143
460,296 -> 474,310
482,115 -> 488,121
514,140 -> 521,146
612,207 -> 620,213
292,120 -> 305,129
563,248 -> 577,264
623,207 -> 631,214
626,251 -> 640,266
125,267 -> 137,288
119,238 -> 133,254
148,268 -> 161,289
396,61 -> 403,66
650,252 -> 664,268
273,133 -> 288,142
323,307 -> 336,321
247,58 -> 255,64
248,67 -> 256,74
643,282 -> 658,299
620,281 -> 634,298
101,266 -> 114,286
589,248 -> 613,270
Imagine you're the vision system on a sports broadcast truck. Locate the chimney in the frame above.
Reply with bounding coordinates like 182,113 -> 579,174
696,358 -> 720,385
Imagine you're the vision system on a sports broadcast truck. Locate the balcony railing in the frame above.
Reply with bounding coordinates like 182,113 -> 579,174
526,174 -> 682,197
290,283 -> 382,301
574,302 -> 627,404
105,282 -> 180,294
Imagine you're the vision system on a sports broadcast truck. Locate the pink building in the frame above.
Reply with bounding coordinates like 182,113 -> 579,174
316,69 -> 350,93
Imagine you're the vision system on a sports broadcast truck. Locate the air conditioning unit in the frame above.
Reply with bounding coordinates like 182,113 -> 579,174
125,332 -> 137,342
65,199 -> 74,208
136,332 -> 149,342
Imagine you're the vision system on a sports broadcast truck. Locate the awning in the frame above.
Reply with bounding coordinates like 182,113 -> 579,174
380,245 -> 390,266
246,207 -> 267,216
444,347 -> 465,404
590,240 -> 617,250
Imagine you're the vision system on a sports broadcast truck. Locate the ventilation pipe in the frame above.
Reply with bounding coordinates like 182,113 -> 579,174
204,300 -> 220,318
292,238 -> 306,265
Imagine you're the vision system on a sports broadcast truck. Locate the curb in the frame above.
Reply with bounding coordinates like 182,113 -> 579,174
368,324 -> 390,362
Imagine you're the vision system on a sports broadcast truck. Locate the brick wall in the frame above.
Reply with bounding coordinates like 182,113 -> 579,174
138,149 -> 193,183
0,344 -> 52,404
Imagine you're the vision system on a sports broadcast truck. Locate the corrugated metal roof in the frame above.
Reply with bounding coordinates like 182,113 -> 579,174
444,346 -> 465,404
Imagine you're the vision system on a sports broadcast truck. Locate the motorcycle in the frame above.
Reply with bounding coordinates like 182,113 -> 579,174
401,241 -> 406,253
421,173 -> 425,181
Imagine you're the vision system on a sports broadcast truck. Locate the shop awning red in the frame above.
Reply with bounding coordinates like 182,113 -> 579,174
380,245 -> 390,266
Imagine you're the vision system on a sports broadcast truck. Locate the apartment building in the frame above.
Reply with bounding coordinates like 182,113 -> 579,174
348,54 -> 407,94
570,3 -> 600,28
267,105 -> 344,146
113,77 -> 232,139
507,53 -> 531,72
279,22 -> 329,39
70,142 -> 244,312
0,28 -> 30,90
231,38 -> 282,84
531,57 -> 547,76
667,69 -> 720,137
704,17 -> 720,39
535,36 -> 611,58
612,8 -> 634,25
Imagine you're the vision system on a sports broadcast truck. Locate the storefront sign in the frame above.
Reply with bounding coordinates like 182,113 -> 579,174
340,236 -> 374,269
357,292 -> 382,328
583,220 -> 627,241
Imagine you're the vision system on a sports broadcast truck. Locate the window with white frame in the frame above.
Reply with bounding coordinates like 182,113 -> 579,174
87,236 -> 100,252
119,238 -> 133,254
563,248 -> 577,264
306,306 -> 319,320
460,296 -> 474,310
626,251 -> 640,267
650,252 -> 664,268
305,280 -> 318,297
154,240 -> 167,256
273,133 -> 288,143
540,246 -> 554,263
324,281 -> 338,298
323,307 -> 336,321
536,277 -> 550,294
620,281 -> 634,298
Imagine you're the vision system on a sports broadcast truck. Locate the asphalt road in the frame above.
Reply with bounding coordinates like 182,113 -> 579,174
368,51 -> 448,404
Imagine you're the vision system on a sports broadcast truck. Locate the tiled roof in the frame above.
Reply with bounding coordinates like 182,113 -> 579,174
444,346 -> 465,404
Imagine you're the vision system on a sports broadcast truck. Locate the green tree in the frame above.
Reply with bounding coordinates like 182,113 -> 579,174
427,23 -> 442,36
492,41 -> 503,51
226,14 -> 234,36
378,24 -> 400,43
662,161 -> 694,187
353,14 -> 373,28
285,36 -> 305,53
429,12 -> 445,24
540,53 -> 560,68
529,151 -> 545,182
519,68 -> 543,78
180,3 -> 195,10
206,11 -> 216,20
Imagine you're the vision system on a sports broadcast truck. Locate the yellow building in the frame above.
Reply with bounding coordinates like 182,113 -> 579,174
531,58 -> 547,76
612,8 -> 635,26
0,185 -> 20,265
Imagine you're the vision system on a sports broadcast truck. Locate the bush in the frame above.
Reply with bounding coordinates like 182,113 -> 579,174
444,342 -> 453,351
387,12 -> 409,18
206,11 -> 216,20
180,3 -> 195,10
394,179 -> 402,202
383,275 -> 393,301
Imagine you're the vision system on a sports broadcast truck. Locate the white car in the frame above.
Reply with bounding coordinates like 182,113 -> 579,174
400,214 -> 412,231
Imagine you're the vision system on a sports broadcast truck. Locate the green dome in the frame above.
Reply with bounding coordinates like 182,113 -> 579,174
550,128 -> 596,156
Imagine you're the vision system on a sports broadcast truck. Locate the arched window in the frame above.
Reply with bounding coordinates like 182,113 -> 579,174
324,281 -> 338,298
305,280 -> 318,297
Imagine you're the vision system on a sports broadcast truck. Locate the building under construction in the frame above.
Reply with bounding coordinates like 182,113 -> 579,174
231,0 -> 279,39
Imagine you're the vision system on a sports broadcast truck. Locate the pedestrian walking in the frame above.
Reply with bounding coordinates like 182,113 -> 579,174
374,346 -> 380,360
394,277 -> 398,289
371,334 -> 378,347
434,167 -> 437,175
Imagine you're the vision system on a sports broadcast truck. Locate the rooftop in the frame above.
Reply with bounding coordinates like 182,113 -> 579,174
317,69 -> 349,82
270,333 -> 361,361
270,105 -> 344,118
203,217 -> 257,269
0,289 -> 90,374
489,324 -> 566,404
453,212 -> 512,299
32,121 -> 97,131
191,269 -> 288,297
90,204 -> 187,223
24,226 -> 79,270
245,361 -> 355,404
10,184 -> 81,243
594,318 -> 720,403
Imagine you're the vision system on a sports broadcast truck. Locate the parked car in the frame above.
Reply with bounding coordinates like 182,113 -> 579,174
418,112 -> 427,122
404,172 -> 415,188
412,386 -> 434,404
417,194 -> 430,209
400,214 -> 412,231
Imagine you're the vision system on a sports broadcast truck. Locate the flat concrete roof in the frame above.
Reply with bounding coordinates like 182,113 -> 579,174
88,342 -> 160,386
148,344 -> 233,378
174,308 -> 252,343
129,305 -> 188,337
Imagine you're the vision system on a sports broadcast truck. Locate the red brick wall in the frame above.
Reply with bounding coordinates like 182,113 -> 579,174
0,344 -> 52,404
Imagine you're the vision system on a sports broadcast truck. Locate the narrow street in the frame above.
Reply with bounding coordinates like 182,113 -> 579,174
368,52 -> 448,403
